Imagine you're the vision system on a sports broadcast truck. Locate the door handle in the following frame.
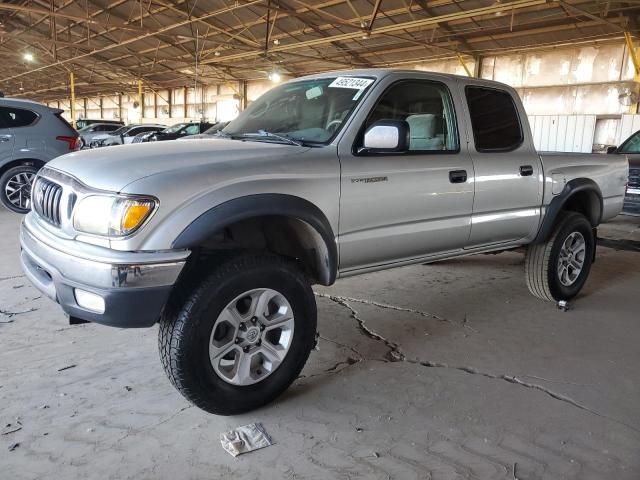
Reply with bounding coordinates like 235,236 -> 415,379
520,165 -> 534,176
449,170 -> 467,183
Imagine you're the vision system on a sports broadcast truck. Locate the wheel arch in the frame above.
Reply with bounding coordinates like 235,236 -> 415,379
0,158 -> 46,178
172,194 -> 338,286
534,178 -> 603,244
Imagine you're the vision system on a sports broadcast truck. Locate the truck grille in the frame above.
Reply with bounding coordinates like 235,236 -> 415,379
623,167 -> 640,216
33,178 -> 63,226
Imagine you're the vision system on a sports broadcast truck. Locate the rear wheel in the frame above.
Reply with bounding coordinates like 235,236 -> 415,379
525,212 -> 595,301
158,254 -> 317,415
0,165 -> 39,214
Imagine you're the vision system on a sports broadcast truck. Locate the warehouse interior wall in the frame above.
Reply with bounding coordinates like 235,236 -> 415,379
49,41 -> 639,151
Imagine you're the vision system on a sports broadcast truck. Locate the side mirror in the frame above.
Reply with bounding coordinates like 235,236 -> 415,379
606,146 -> 618,154
361,120 -> 409,153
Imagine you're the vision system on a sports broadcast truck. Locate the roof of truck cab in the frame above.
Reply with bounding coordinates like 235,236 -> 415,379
294,68 -> 514,90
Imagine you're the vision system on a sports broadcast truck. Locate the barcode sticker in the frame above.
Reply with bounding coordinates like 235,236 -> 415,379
328,77 -> 374,90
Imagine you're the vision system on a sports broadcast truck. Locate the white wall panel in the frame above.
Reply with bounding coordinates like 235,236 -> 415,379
529,114 -> 596,152
615,114 -> 640,144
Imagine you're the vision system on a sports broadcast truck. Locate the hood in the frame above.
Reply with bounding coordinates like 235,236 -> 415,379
46,138 -> 308,192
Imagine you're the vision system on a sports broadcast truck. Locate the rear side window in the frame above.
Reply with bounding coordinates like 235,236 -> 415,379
465,86 -> 523,152
54,112 -> 76,133
0,107 -> 38,128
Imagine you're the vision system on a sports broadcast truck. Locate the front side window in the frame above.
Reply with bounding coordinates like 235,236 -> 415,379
466,86 -> 523,151
184,124 -> 200,135
618,131 -> 640,153
163,123 -> 188,134
0,107 -> 38,128
362,80 -> 459,152
223,76 -> 375,145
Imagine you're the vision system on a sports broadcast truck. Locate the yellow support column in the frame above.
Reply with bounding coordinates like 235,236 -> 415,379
69,72 -> 76,129
457,54 -> 473,78
624,32 -> 640,113
138,79 -> 144,123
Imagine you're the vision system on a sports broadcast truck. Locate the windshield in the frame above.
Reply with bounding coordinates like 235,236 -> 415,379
162,123 -> 189,134
110,126 -> 129,136
619,131 -> 640,154
223,76 -> 375,145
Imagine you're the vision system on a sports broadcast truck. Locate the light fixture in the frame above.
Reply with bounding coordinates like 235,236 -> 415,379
268,71 -> 282,83
23,52 -> 34,62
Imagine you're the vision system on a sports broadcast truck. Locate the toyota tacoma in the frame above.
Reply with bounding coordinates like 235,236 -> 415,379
19,70 -> 628,415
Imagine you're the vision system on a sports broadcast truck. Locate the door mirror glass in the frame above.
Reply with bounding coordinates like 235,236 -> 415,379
362,120 -> 409,153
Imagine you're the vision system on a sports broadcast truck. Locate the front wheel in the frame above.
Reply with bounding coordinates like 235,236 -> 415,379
525,212 -> 595,301
158,254 -> 317,415
0,165 -> 39,214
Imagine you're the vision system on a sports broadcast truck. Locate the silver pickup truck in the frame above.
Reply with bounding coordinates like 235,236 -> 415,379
19,69 -> 628,415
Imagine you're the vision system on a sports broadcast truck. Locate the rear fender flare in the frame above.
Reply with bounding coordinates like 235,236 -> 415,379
534,178 -> 603,244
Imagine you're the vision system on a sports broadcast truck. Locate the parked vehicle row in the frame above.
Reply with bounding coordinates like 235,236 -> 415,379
88,124 -> 166,148
0,98 -> 78,213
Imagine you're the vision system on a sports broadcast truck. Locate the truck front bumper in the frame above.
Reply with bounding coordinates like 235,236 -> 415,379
20,215 -> 189,328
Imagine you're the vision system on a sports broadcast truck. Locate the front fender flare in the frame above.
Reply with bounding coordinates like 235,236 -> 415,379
171,194 -> 338,284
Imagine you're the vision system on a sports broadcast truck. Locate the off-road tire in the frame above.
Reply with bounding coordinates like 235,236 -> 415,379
525,211 -> 595,301
158,254 -> 317,415
0,164 -> 39,214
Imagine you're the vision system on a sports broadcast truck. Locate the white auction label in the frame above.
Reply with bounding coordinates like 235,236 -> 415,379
328,77 -> 374,90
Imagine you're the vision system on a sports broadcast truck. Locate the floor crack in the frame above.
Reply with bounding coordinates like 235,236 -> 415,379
317,292 -> 447,322
412,360 -> 640,435
315,291 -> 639,436
0,275 -> 25,282
0,307 -> 37,318
315,293 -> 405,361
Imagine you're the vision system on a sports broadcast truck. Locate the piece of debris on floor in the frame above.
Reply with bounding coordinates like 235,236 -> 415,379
8,443 -> 20,452
2,421 -> 22,435
124,386 -> 133,392
557,300 -> 570,312
57,365 -> 77,372
220,423 -> 273,457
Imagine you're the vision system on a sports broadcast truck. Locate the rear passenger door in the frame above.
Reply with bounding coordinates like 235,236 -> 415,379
338,76 -> 475,271
0,108 -> 16,164
462,85 -> 543,247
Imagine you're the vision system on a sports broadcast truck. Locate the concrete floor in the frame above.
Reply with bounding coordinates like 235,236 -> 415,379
1,209 -> 639,479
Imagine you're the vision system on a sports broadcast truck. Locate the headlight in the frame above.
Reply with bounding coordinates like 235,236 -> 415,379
73,195 -> 156,237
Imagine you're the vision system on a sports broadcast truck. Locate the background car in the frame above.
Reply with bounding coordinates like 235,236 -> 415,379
180,121 -> 230,140
77,123 -> 123,149
608,132 -> 640,215
90,124 -> 165,148
146,121 -> 214,142
0,97 -> 78,213
75,118 -> 123,130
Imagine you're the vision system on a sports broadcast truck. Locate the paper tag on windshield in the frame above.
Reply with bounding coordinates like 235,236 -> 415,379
328,77 -> 374,90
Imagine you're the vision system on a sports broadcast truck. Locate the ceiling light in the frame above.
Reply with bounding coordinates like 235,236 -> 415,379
268,72 -> 282,83
23,52 -> 34,62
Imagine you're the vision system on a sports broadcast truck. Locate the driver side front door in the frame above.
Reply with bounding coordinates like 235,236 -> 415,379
337,77 -> 474,273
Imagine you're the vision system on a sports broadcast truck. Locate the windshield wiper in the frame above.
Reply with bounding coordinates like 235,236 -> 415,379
234,130 -> 304,147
